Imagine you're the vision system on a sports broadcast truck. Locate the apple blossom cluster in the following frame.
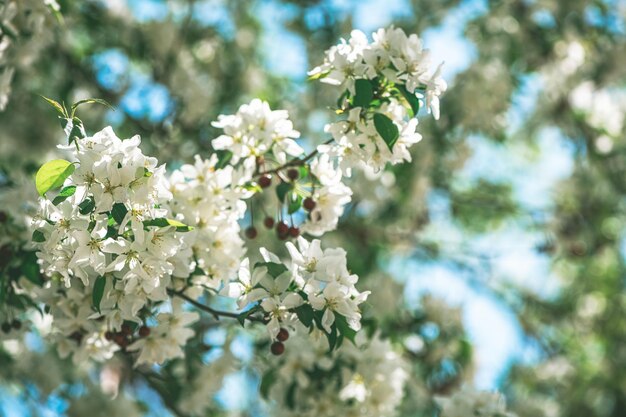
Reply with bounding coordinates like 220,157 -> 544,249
31,126 -> 199,364
223,237 -> 369,344
168,154 -> 253,294
436,388 -> 517,417
211,98 -> 303,167
0,0 -> 60,110
309,26 -> 447,173
260,324 -> 408,417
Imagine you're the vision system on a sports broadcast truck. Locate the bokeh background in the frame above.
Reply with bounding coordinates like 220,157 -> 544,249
1,0 -> 625,416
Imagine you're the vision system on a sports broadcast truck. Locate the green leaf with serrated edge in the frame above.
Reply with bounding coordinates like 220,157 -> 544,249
254,261 -> 288,278
260,369 -> 277,399
398,84 -> 421,117
373,113 -> 399,151
295,304 -> 314,327
32,230 -> 46,243
40,96 -> 67,117
78,197 -> 95,215
35,159 -> 75,196
92,276 -> 106,312
276,182 -> 291,202
215,150 -> 233,169
111,203 -> 128,224
334,313 -> 357,344
287,192 -> 302,214
143,218 -> 193,232
353,79 -> 374,108
70,98 -> 115,117
52,185 -> 77,205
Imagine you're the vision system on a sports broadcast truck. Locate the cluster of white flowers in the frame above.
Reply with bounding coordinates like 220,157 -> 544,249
0,0 -> 59,110
31,127 -> 198,364
300,153 -> 352,236
223,237 -> 369,340
309,26 -> 446,172
168,154 -> 252,294
436,388 -> 517,417
261,324 -> 407,417
212,98 -> 303,166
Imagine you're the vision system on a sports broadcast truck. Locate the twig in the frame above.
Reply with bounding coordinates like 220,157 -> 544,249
256,138 -> 334,177
167,289 -> 266,323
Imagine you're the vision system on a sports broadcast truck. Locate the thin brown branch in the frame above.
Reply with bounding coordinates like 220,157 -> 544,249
167,288 -> 266,323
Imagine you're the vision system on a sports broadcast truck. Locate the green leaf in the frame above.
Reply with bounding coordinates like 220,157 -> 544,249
32,230 -> 46,243
276,182 -> 292,203
111,203 -> 128,224
307,71 -> 329,81
143,218 -> 194,232
373,113 -> 399,151
287,192 -> 302,214
21,252 -> 43,286
398,85 -> 421,117
285,382 -> 297,409
92,276 -> 106,312
298,165 -> 309,179
66,117 -> 87,144
35,159 -> 75,196
52,185 -> 77,205
334,313 -> 357,344
260,369 -> 277,399
353,79 -> 374,108
215,150 -> 233,169
295,304 -> 314,327
71,98 -> 115,117
236,305 -> 261,327
78,197 -> 95,215
254,262 -> 288,278
40,96 -> 67,117
326,322 -> 338,351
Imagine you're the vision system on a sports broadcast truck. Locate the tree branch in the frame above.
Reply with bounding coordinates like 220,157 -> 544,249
167,288 -> 266,323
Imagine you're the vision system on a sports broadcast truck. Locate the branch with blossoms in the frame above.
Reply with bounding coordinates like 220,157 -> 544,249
15,26 -> 446,372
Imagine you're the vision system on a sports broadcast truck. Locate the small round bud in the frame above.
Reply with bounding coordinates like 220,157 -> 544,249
245,226 -> 258,239
258,175 -> 272,188
276,222 -> 289,235
277,328 -> 290,342
11,319 -> 21,330
121,323 -> 132,335
271,341 -> 285,356
113,333 -> 128,348
287,169 -> 299,181
104,331 -> 114,341
1,322 -> 11,334
303,197 -> 316,211
288,226 -> 300,238
138,326 -> 151,338
264,217 -> 275,229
